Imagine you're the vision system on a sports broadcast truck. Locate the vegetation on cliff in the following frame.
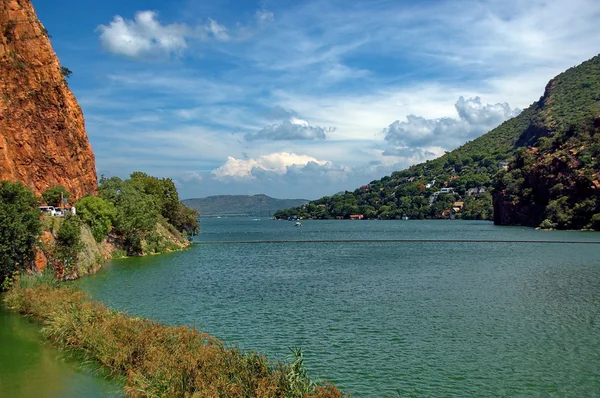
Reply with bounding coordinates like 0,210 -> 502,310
97,172 -> 199,254
0,171 -> 200,289
276,54 -> 600,229
4,279 -> 343,398
493,55 -> 600,229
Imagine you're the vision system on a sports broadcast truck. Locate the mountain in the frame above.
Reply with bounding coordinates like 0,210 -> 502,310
183,194 -> 309,217
494,56 -> 600,229
275,54 -> 600,229
0,0 -> 97,200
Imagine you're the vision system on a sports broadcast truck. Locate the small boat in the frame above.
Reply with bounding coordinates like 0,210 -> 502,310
294,221 -> 302,227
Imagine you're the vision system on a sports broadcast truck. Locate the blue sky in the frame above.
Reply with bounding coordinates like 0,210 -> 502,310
32,0 -> 600,199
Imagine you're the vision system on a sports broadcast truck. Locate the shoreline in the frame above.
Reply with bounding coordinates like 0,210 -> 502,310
3,278 -> 344,398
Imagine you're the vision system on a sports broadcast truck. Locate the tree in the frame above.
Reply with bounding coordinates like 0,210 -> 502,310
42,185 -> 70,207
168,203 -> 199,235
0,181 -> 41,288
55,214 -> 82,274
75,196 -> 117,242
60,66 -> 72,79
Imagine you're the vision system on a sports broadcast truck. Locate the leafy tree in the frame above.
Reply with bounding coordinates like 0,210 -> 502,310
111,181 -> 159,236
42,185 -> 70,207
99,176 -> 159,255
0,181 -> 41,288
168,203 -> 199,235
129,172 -> 197,234
55,214 -> 82,272
75,196 -> 117,242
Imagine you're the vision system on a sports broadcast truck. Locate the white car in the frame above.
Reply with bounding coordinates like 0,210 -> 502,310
39,206 -> 56,216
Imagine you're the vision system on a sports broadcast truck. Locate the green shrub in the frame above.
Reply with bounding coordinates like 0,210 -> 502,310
75,196 -> 116,242
0,181 -> 41,290
3,284 -> 344,398
55,214 -> 82,273
539,219 -> 556,229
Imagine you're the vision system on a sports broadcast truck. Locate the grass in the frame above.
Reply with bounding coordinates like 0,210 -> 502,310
3,276 -> 344,398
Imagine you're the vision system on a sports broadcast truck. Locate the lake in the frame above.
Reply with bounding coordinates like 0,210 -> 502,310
3,219 -> 600,397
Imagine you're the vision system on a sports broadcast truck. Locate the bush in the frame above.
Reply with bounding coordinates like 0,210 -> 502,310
539,219 -> 556,229
3,283 -> 343,398
55,214 -> 83,274
75,196 -> 116,242
0,181 -> 41,289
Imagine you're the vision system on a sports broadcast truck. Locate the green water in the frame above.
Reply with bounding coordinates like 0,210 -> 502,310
2,219 -> 600,397
0,303 -> 123,397
75,219 -> 600,397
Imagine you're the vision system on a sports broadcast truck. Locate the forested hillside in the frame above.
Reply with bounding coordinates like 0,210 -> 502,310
183,194 -> 308,217
276,54 -> 600,229
494,56 -> 600,229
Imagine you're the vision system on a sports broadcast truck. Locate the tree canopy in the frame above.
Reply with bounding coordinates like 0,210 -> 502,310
42,185 -> 70,207
0,181 -> 41,288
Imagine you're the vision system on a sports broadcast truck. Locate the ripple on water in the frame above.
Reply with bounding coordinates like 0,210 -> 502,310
77,220 -> 600,397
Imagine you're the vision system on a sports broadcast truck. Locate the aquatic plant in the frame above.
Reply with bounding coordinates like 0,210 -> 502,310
4,278 -> 344,398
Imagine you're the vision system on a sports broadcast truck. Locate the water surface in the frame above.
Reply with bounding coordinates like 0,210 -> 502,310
0,303 -> 123,397
76,219 -> 600,397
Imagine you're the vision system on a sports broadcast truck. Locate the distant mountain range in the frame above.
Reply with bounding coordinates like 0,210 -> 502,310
182,194 -> 309,217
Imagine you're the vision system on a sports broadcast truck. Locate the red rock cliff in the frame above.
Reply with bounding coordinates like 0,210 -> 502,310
0,0 -> 97,200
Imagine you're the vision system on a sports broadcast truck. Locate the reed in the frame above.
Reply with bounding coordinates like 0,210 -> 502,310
4,277 -> 344,398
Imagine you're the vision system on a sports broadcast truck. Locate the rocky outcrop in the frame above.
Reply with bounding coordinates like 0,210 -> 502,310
0,0 -> 97,200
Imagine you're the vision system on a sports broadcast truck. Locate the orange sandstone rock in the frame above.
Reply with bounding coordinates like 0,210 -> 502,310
0,0 -> 97,200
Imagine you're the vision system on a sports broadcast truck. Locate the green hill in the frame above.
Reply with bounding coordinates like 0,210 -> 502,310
183,194 -> 309,217
494,56 -> 600,229
275,54 -> 600,229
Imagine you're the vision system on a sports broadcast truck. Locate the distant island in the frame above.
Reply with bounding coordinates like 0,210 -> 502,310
183,194 -> 309,217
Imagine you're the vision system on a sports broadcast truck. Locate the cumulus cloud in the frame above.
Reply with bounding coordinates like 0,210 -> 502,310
98,8 -> 274,59
382,147 -> 436,158
212,152 -> 330,180
383,96 -> 521,153
98,11 -> 188,58
245,116 -> 334,141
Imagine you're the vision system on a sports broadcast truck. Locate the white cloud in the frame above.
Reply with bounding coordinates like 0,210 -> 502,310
98,8 -> 275,59
212,152 -> 329,180
245,116 -> 334,141
98,11 -> 188,58
383,96 -> 521,151
206,18 -> 230,41
256,9 -> 275,25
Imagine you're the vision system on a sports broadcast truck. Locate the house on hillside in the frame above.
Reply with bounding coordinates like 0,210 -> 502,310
467,187 -> 487,196
349,214 -> 364,220
498,162 -> 509,170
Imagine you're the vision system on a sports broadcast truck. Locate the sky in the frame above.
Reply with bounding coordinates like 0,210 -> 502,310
31,0 -> 600,200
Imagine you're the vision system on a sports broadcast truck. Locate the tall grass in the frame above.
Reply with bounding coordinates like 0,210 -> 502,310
4,278 -> 344,398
